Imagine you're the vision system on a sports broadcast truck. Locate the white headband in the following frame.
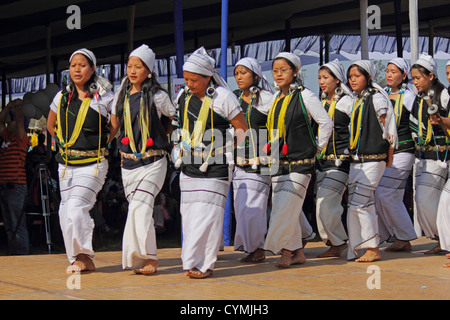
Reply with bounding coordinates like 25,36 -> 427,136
321,59 -> 353,97
275,52 -> 301,74
70,48 -> 96,67
352,60 -> 378,80
129,44 -> 156,71
235,57 -> 272,92
388,57 -> 411,80
414,53 -> 437,75
183,47 -> 229,89
322,59 -> 346,83
352,60 -> 391,101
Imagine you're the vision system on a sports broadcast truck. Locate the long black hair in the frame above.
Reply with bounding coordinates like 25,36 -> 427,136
411,64 -> 446,107
114,71 -> 164,119
234,65 -> 262,106
114,59 -> 169,131
346,64 -> 374,91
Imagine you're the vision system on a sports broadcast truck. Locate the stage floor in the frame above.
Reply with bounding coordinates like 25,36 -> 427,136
0,237 -> 449,301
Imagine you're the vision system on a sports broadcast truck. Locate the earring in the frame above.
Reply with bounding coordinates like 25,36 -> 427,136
66,83 -> 74,93
289,83 -> 297,93
206,86 -> 216,97
148,73 -> 152,79
335,87 -> 343,98
249,86 -> 259,94
273,81 -> 280,91
89,82 -> 98,96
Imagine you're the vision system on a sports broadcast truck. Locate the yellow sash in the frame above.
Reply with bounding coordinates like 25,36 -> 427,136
349,97 -> 364,150
182,93 -> 213,148
56,93 -> 104,175
418,98 -> 432,146
318,99 -> 338,157
266,91 -> 294,144
122,92 -> 150,157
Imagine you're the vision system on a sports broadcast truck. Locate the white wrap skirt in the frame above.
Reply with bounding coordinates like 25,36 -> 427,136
414,159 -> 448,240
315,169 -> 349,247
232,167 -> 271,253
347,161 -> 386,260
180,172 -> 231,273
374,152 -> 416,243
58,161 -> 108,264
436,162 -> 450,250
121,157 -> 167,269
264,172 -> 311,254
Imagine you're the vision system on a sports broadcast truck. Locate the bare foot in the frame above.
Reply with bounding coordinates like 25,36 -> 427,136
188,268 -> 213,279
317,243 -> 348,258
134,259 -> 158,275
291,248 -> 306,265
66,254 -> 95,273
355,247 -> 381,262
424,243 -> 444,255
240,249 -> 265,263
275,249 -> 294,268
385,240 -> 411,252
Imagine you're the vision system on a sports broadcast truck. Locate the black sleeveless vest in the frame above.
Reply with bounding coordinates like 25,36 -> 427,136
55,95 -> 109,166
233,90 -> 268,173
118,91 -> 172,169
270,88 -> 316,176
317,101 -> 351,173
410,91 -> 449,160
349,91 -> 390,162
391,98 -> 414,154
178,91 -> 231,179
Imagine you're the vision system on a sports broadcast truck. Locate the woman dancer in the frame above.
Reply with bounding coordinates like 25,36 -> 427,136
174,47 -> 248,278
47,48 -> 117,272
374,58 -> 417,252
410,54 -> 449,254
232,57 -> 273,263
430,91 -> 450,267
316,59 -> 354,258
346,60 -> 397,262
263,52 -> 333,268
111,44 -> 175,274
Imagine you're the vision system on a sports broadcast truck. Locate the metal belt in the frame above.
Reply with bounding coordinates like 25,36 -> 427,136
120,149 -> 166,161
415,144 -> 450,153
66,148 -> 109,157
350,153 -> 387,160
270,157 -> 316,165
320,154 -> 350,161
236,156 -> 270,166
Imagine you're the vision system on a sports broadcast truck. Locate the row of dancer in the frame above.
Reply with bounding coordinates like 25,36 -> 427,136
231,54 -> 395,266
316,54 -> 450,265
197,51 -> 450,272
45,44 -> 450,278
232,53 -> 450,268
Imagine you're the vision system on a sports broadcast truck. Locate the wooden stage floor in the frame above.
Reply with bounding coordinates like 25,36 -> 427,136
0,237 -> 449,302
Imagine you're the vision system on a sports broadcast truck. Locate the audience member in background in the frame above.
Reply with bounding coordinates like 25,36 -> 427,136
0,99 -> 31,255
